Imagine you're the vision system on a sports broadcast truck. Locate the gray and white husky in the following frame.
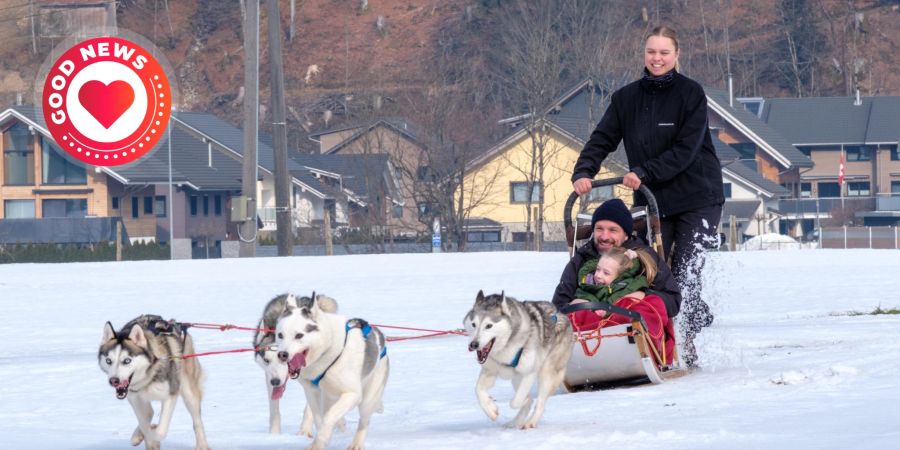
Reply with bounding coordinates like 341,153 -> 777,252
98,314 -> 209,450
275,292 -> 389,450
464,291 -> 574,429
253,293 -> 344,436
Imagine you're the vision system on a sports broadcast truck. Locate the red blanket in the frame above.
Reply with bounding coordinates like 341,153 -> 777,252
568,294 -> 676,365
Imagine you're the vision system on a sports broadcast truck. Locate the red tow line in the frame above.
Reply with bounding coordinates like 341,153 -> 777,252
177,322 -> 466,359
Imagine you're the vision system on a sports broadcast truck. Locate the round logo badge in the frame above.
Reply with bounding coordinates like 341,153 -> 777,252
41,36 -> 171,167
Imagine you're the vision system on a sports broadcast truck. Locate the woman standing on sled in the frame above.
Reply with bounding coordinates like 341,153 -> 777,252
570,26 -> 724,366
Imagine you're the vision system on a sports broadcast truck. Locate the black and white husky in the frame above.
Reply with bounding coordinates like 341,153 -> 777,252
464,291 -> 574,429
254,293 -> 344,436
98,315 -> 209,450
275,293 -> 389,450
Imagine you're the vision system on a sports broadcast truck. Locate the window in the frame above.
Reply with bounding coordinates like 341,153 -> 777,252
143,196 -> 153,214
203,195 -> 209,216
391,204 -> 403,219
723,183 -> 732,199
847,182 -> 870,197
416,166 -> 434,181
42,199 -> 87,218
467,231 -> 501,242
892,181 -> 900,194
417,202 -> 436,219
587,185 -> 613,202
41,137 -> 86,185
800,183 -> 812,198
845,145 -> 873,162
889,145 -> 899,161
214,195 -> 222,216
3,123 -> 34,185
511,231 -> 534,242
729,142 -> 756,159
131,197 -> 139,218
818,182 -> 840,198
4,199 -> 35,218
510,182 -> 541,203
190,196 -> 198,216
154,196 -> 167,217
111,196 -> 119,209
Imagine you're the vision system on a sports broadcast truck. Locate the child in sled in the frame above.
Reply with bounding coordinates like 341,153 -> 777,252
569,246 -> 676,365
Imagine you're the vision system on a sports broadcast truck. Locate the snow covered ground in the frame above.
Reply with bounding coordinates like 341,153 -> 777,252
1,249 -> 898,449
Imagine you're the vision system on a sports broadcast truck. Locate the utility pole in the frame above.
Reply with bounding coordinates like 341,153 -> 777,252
239,0 -> 259,257
267,0 -> 293,256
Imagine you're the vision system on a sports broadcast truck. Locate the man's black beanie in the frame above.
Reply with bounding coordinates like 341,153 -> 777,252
591,198 -> 633,236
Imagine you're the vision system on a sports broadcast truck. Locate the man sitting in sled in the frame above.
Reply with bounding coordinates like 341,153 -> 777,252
551,198 -> 680,365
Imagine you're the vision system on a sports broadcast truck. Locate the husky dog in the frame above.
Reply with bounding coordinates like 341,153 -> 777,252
254,293 -> 344,436
98,315 -> 209,450
276,293 -> 389,450
464,291 -> 574,429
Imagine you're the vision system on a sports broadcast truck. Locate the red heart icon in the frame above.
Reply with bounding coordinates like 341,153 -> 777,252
78,80 -> 135,129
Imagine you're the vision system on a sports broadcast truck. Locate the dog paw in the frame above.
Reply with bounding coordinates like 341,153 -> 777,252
130,427 -> 144,446
298,427 -> 313,438
481,402 -> 499,421
520,421 -> 538,430
304,443 -> 325,450
144,441 -> 161,450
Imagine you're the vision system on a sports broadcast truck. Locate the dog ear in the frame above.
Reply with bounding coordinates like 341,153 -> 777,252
101,321 -> 116,344
476,290 -> 485,303
128,324 -> 148,349
285,294 -> 299,309
500,293 -> 512,316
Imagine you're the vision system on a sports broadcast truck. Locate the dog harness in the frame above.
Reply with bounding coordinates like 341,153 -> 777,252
505,314 -> 557,368
310,319 -> 387,386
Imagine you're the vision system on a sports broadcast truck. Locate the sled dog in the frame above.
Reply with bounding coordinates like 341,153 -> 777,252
254,293 -> 344,435
464,290 -> 574,429
276,293 -> 389,450
98,315 -> 209,450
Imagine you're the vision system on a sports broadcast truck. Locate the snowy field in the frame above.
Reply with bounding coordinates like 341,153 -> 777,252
1,249 -> 899,449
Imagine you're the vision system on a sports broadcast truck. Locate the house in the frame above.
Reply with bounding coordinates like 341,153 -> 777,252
703,87 -> 815,239
756,95 -> 900,229
1,105 -> 242,257
309,118 -> 431,238
713,135 -> 791,245
168,113 -> 405,238
462,80 -> 630,243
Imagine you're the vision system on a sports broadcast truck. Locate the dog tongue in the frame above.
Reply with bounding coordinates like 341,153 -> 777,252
272,384 -> 286,400
288,352 -> 306,373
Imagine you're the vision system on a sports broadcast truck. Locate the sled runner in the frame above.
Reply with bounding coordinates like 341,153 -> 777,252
560,178 -> 687,390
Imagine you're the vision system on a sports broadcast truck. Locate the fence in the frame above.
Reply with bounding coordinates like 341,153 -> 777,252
256,240 -> 570,256
820,226 -> 900,249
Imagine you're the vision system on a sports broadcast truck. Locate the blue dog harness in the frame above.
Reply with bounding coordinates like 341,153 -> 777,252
310,319 -> 387,386
505,314 -> 556,368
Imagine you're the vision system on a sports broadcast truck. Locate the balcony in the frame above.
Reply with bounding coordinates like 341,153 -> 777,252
777,197 -> 876,216
876,194 -> 900,211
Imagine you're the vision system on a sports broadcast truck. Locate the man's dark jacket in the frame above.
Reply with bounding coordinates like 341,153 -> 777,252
572,72 -> 724,218
551,238 -> 682,318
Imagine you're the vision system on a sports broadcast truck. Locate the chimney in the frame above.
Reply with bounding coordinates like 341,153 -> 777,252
728,74 -> 734,107
854,89 -> 862,106
15,92 -> 23,105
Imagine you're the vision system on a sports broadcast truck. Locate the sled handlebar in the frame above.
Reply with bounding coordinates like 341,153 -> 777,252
564,178 -> 664,255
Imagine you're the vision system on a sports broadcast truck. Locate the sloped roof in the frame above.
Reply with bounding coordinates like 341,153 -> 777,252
320,118 -> 428,155
290,153 -> 393,200
722,199 -> 761,223
174,111 -> 305,173
705,87 -> 813,169
712,135 -> 789,198
0,106 -> 250,191
760,96 -> 900,145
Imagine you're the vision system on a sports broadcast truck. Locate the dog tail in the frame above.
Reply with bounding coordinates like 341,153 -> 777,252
182,331 -> 205,401
315,294 -> 338,314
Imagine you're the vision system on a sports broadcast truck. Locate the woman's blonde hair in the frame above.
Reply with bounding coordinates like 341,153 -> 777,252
599,246 -> 658,284
645,25 -> 680,72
